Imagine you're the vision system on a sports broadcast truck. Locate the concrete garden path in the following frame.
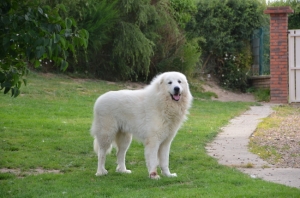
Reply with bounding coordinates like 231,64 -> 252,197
205,103 -> 300,189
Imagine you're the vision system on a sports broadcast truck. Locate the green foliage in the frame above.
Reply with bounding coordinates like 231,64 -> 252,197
218,42 -> 253,92
113,0 -> 201,81
78,0 -> 118,50
0,0 -> 88,97
218,58 -> 249,92
147,0 -> 201,80
157,38 -> 201,78
99,0 -> 158,81
53,0 -> 157,80
247,87 -> 270,102
0,0 -> 202,84
187,0 -> 267,91
112,22 -> 154,80
64,0 -> 120,75
49,0 -> 201,81
268,0 -> 300,29
170,0 -> 197,28
180,39 -> 202,77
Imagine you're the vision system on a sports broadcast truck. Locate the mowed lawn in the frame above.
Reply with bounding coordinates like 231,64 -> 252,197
0,72 -> 299,197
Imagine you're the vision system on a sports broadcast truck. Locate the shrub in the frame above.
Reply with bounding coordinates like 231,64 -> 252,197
0,0 -> 88,97
187,0 -> 268,91
51,0 -> 201,81
218,60 -> 249,91
156,38 -> 201,78
217,42 -> 253,92
170,0 -> 197,29
147,0 -> 201,80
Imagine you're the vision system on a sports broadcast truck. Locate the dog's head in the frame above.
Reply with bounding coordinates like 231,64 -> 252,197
164,73 -> 184,101
152,72 -> 191,102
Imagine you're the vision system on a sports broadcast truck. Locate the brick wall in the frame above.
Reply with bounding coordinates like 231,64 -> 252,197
264,7 -> 293,103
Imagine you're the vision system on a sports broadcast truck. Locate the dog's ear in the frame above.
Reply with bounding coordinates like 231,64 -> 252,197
149,73 -> 164,92
156,75 -> 163,91
159,76 -> 164,84
153,73 -> 164,91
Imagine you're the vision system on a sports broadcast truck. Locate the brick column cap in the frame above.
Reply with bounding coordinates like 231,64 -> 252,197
264,6 -> 294,14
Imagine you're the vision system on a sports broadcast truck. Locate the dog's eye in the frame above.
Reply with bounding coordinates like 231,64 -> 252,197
178,80 -> 181,83
168,81 -> 172,84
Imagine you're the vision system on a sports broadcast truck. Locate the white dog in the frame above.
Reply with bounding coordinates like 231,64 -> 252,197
91,71 -> 193,179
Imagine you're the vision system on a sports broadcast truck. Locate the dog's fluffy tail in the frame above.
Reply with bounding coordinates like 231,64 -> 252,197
93,139 -> 113,155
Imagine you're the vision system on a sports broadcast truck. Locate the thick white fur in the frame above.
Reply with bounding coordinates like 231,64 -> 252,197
91,72 -> 193,179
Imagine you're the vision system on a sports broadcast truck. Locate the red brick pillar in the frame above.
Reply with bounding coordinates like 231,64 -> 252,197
264,7 -> 293,103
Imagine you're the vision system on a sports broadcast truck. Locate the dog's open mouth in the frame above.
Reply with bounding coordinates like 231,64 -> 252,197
171,94 -> 181,101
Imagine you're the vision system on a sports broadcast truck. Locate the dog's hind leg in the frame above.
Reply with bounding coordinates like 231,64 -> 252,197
115,132 -> 132,174
94,135 -> 112,176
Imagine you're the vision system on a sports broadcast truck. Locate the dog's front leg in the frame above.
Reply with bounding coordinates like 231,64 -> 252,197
158,140 -> 177,177
144,142 -> 160,179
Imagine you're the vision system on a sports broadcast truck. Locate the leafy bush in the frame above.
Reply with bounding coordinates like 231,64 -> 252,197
52,0 -> 158,81
147,0 -> 201,80
0,0 -> 88,97
187,0 -> 268,91
104,0 -> 157,81
218,58 -> 249,92
217,42 -> 253,92
2,0 -> 201,86
50,0 -> 201,81
156,38 -> 201,78
170,0 -> 197,29
62,0 -> 120,75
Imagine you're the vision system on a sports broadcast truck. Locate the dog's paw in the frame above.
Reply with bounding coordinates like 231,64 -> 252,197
149,172 -> 160,180
162,172 -> 177,177
116,168 -> 132,174
95,169 -> 108,176
168,173 -> 177,177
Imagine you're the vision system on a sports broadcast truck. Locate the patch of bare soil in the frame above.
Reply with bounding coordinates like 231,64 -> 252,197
124,81 -> 146,90
250,106 -> 300,168
123,77 -> 256,102
0,168 -> 61,177
202,79 -> 255,102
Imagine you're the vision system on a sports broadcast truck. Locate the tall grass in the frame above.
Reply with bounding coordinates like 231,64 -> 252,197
0,72 -> 299,197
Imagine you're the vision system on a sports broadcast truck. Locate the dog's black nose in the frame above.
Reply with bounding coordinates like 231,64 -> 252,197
174,86 -> 180,93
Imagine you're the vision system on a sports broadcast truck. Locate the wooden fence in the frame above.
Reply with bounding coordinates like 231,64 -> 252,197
289,29 -> 300,102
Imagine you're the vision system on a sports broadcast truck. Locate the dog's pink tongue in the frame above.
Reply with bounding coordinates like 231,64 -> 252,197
173,94 -> 180,101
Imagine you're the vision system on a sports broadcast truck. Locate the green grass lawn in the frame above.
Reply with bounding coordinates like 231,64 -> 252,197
1,72 -> 299,197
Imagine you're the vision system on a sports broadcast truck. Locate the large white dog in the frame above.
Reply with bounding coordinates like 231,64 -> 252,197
91,71 -> 193,179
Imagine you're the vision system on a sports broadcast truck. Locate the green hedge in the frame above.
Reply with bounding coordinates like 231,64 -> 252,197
187,0 -> 268,91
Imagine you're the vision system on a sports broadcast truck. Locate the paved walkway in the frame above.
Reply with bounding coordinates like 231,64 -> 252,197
206,104 -> 300,189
